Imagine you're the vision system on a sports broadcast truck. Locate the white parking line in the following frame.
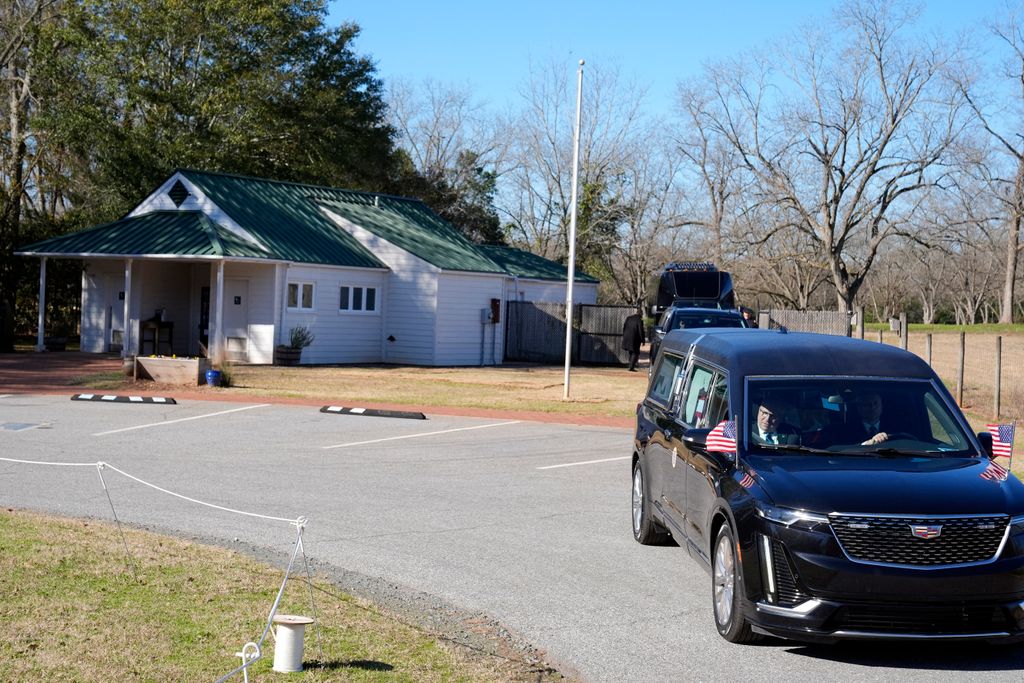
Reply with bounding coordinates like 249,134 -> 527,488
537,456 -> 630,470
322,420 -> 520,450
92,404 -> 270,436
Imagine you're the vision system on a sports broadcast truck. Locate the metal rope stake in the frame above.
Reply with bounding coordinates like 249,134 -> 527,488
215,517 -> 310,683
299,532 -> 324,665
94,461 -> 139,581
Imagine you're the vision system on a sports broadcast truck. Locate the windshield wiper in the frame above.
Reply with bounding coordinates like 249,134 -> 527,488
864,447 -> 940,457
756,443 -> 832,455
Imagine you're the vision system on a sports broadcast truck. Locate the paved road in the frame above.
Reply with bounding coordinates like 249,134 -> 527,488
2,393 -> 1023,682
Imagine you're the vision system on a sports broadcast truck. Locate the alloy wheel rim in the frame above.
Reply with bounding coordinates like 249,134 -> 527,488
713,534 -> 735,625
632,467 -> 643,534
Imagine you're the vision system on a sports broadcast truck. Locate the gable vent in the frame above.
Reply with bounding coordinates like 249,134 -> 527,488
168,180 -> 190,207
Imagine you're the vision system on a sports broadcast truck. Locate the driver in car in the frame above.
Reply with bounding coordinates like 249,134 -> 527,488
842,392 -> 892,446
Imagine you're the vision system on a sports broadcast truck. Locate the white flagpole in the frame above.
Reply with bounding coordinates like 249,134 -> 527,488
563,59 -> 584,400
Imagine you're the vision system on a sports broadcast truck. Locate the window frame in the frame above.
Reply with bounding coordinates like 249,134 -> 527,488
646,352 -> 686,409
287,281 -> 315,311
338,284 -> 380,315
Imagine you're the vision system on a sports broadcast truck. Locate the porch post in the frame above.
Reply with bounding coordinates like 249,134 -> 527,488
123,258 -> 133,357
213,260 -> 225,364
35,257 -> 47,352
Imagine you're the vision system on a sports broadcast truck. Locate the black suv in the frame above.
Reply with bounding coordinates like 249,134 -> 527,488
632,328 -> 1024,644
648,306 -> 748,365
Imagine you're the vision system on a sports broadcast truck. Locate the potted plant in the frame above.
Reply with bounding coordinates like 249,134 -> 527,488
274,325 -> 315,366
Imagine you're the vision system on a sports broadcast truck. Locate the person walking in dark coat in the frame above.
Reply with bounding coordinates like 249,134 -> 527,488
622,310 -> 645,372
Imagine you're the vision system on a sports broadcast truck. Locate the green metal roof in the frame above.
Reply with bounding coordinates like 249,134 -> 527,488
179,170 -> 386,268
315,198 -> 506,274
17,211 -> 269,259
16,169 -> 599,287
477,245 -> 599,283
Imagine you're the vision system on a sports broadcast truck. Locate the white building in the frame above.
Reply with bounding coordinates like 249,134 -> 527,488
18,169 -> 598,366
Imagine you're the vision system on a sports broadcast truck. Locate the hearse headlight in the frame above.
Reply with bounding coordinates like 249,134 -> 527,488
756,503 -> 830,531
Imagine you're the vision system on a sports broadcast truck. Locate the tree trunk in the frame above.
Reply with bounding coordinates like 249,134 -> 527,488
999,166 -> 1023,324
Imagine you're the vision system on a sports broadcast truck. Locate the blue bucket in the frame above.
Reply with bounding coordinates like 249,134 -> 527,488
205,369 -> 223,387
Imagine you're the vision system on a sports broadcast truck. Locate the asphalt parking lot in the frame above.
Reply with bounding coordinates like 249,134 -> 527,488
3,392 -> 1024,682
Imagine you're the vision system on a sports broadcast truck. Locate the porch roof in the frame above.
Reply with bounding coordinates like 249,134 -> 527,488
16,211 -> 271,259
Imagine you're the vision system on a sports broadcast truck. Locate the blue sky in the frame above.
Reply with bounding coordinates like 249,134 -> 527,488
327,1 -> 1005,115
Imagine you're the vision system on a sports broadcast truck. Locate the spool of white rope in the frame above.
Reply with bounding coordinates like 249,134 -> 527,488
272,614 -> 315,672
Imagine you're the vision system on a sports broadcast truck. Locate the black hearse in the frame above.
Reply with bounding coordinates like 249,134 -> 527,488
632,328 -> 1024,643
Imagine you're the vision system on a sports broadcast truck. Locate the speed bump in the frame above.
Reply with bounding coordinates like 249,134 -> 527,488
72,394 -> 177,404
320,406 -> 426,420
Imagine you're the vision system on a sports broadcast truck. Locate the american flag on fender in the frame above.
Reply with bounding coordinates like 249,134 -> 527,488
987,423 -> 1015,460
980,461 -> 1009,482
707,420 -> 737,453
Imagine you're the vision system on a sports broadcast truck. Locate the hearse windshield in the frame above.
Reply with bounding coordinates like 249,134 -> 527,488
745,378 -> 975,456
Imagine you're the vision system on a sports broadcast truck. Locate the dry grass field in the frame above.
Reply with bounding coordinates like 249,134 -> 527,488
224,363 -> 651,418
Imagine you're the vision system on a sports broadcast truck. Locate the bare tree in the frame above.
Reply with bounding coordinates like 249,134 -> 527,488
950,8 -> 1024,323
605,132 -> 689,307
692,0 -> 964,312
500,60 -> 647,265
0,0 -> 62,349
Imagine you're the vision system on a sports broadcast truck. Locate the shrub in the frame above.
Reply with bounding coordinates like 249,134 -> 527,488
288,325 -> 315,349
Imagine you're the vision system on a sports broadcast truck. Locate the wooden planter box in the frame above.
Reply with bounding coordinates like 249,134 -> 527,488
274,346 -> 303,366
135,356 -> 211,385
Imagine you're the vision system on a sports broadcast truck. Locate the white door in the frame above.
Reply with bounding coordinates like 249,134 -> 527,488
105,275 -> 125,352
224,278 -> 250,361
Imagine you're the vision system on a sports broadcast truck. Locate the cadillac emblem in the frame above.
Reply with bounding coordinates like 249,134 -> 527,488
910,524 -> 942,539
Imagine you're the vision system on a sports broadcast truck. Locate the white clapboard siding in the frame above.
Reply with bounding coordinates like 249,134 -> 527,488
280,263 -> 387,364
322,208 -> 439,365
222,262 -> 278,363
435,272 -> 506,366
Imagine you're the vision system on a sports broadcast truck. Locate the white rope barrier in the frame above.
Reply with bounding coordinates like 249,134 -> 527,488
0,455 -> 315,681
0,456 -> 96,467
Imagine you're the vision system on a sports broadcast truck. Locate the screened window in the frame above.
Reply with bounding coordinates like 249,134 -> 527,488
340,285 -> 378,313
287,282 -> 314,310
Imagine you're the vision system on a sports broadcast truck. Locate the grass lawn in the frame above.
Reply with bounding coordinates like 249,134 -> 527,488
0,510 -> 558,682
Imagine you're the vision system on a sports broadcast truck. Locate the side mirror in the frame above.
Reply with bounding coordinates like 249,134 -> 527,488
977,431 -> 994,458
682,427 -> 710,449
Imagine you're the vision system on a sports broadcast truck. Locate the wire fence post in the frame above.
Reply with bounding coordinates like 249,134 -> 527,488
899,313 -> 908,350
957,331 -> 965,407
926,333 -> 932,367
994,335 -> 1002,420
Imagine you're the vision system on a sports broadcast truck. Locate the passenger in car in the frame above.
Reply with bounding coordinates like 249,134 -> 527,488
750,398 -> 801,445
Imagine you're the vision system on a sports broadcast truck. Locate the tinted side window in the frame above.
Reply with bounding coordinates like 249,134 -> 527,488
701,373 -> 729,428
648,354 -> 685,406
681,366 -> 715,426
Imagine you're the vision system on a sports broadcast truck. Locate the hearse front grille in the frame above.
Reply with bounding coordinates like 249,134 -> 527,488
830,514 -> 1008,567
829,603 -> 1012,635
